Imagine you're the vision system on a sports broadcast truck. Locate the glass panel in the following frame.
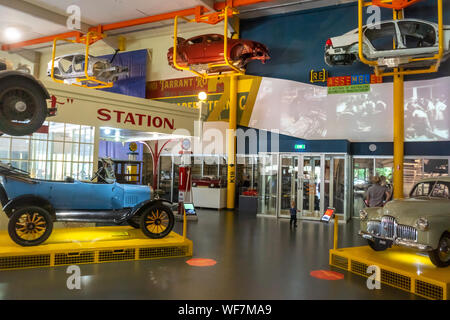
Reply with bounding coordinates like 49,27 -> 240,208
0,137 -> 10,159
30,161 -> 47,179
431,182 -> 450,199
11,161 -> 29,172
404,158 -> 422,196
49,122 -> 65,141
375,158 -> 393,198
80,144 -> 93,162
30,139 -> 47,161
280,156 -> 298,217
300,156 -> 321,218
65,124 -> 80,142
159,156 -> 172,201
353,158 -> 374,217
11,138 -> 29,160
64,142 -> 79,162
48,161 -> 64,180
257,154 -> 278,216
48,141 -> 64,161
423,158 -> 448,178
80,126 -> 94,143
332,158 -> 346,215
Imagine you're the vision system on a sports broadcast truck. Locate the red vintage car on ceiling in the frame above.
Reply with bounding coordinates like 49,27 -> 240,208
167,34 -> 270,73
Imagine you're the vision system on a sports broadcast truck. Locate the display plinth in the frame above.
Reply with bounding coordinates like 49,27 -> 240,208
330,246 -> 450,300
0,226 -> 193,271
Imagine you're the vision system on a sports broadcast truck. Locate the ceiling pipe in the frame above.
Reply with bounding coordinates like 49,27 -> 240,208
1,0 -> 271,51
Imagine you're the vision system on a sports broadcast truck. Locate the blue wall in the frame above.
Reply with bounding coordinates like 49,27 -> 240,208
98,141 -> 144,161
241,0 -> 450,85
99,49 -> 148,98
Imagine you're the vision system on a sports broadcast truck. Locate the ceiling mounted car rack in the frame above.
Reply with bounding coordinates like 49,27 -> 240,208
358,0 -> 444,77
371,0 -> 423,10
50,31 -> 116,89
173,5 -> 246,79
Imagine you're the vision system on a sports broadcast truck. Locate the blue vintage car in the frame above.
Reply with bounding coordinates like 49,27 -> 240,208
0,159 -> 175,246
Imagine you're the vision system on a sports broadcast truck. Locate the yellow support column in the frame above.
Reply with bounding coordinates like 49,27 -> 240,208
333,215 -> 339,250
227,75 -> 238,209
393,71 -> 405,199
393,9 -> 404,200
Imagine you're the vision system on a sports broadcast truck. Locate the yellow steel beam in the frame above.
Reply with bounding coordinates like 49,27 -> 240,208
333,214 -> 339,250
227,74 -> 238,209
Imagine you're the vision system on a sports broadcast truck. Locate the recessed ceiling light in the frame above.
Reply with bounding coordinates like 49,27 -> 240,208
4,27 -> 21,41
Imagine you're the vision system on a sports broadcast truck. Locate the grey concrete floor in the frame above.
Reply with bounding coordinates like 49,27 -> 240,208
0,209 -> 420,300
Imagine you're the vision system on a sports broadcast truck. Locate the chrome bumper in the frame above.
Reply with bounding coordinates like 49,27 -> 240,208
359,231 -> 433,251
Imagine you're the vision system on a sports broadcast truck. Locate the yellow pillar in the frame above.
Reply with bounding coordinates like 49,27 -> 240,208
393,71 -> 404,199
392,9 -> 404,200
227,75 -> 238,209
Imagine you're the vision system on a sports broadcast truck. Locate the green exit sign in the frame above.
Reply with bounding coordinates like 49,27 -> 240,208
295,144 -> 306,150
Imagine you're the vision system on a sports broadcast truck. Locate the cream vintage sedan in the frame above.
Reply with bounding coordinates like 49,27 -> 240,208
359,177 -> 450,267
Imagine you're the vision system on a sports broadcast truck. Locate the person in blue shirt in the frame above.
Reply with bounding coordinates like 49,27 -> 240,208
290,200 -> 299,228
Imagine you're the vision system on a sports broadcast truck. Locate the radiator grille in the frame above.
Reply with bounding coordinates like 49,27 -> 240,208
381,216 -> 396,239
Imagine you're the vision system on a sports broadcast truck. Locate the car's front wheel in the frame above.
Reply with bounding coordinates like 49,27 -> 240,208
367,238 -> 390,251
428,232 -> 450,268
8,206 -> 54,246
140,204 -> 175,239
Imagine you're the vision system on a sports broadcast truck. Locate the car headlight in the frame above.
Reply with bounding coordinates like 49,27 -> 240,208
415,217 -> 429,231
359,209 -> 368,220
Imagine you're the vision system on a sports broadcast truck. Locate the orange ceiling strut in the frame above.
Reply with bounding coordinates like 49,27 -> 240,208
371,0 -> 423,10
1,0 -> 271,51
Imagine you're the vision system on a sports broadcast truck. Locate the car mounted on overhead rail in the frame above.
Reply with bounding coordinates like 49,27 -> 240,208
324,19 -> 450,68
167,34 -> 270,73
0,66 -> 54,137
0,158 -> 175,247
359,176 -> 450,267
47,54 -> 129,85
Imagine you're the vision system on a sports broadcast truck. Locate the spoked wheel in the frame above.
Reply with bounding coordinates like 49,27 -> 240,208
0,77 -> 48,136
140,205 -> 175,239
429,233 -> 450,268
8,206 -> 53,246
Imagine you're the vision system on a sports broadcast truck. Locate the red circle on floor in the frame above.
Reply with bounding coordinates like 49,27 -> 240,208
186,258 -> 217,267
310,270 -> 344,280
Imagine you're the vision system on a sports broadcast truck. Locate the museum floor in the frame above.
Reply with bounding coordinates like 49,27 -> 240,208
0,209 -> 420,300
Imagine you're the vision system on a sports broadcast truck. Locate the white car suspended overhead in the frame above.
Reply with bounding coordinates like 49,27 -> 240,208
324,19 -> 450,68
47,54 -> 129,86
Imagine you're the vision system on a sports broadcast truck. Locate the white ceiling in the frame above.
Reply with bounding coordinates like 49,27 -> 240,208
0,5 -> 67,44
23,0 -> 207,26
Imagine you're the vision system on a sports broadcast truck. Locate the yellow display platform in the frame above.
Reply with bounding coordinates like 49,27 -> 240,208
0,226 -> 193,271
330,246 -> 450,300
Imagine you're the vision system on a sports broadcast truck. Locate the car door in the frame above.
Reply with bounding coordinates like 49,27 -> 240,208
184,36 -> 205,63
363,22 -> 400,59
397,20 -> 437,57
204,35 -> 225,63
49,181 -> 124,210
